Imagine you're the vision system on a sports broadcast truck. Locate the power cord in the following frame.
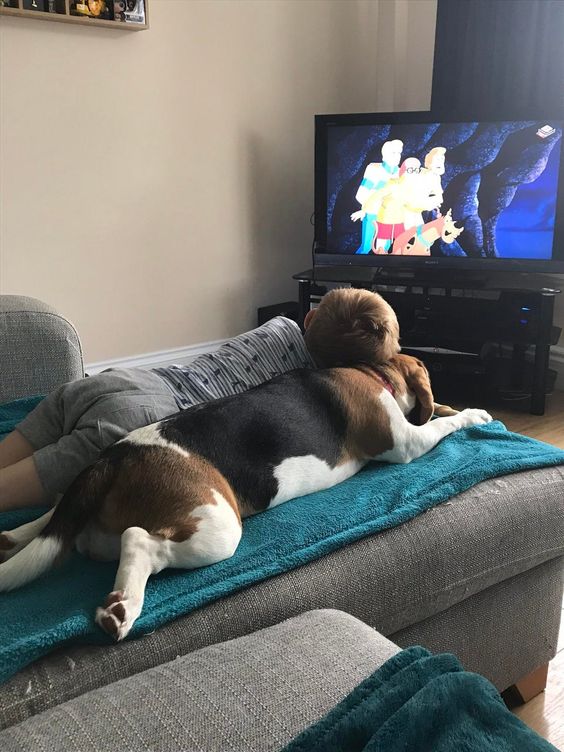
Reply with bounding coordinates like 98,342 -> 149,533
310,211 -> 316,285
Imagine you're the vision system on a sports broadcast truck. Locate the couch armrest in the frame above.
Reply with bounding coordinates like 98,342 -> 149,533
0,296 -> 84,403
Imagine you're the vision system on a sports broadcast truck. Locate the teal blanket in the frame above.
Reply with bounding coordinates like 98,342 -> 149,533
0,395 -> 44,437
282,646 -> 558,751
1,397 -> 564,684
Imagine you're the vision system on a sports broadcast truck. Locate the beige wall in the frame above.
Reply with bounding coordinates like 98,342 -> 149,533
0,0 -> 439,363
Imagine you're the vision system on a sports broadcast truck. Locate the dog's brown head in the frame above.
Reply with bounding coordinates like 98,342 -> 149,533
304,288 -> 400,369
388,353 -> 434,425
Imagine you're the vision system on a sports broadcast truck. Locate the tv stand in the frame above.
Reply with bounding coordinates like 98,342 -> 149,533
371,268 -> 490,289
293,268 -> 562,415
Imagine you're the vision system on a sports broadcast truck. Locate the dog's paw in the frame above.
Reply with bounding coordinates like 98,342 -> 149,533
0,533 -> 16,563
457,408 -> 493,428
95,590 -> 139,642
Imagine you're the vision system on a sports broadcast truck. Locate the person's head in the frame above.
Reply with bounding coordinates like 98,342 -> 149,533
424,147 -> 446,175
381,140 -> 403,168
87,0 -> 104,15
399,157 -> 421,178
304,288 -> 400,369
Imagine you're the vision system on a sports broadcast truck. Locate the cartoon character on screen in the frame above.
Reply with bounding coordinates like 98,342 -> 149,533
396,157 -> 425,228
398,157 -> 421,227
366,157 -> 443,255
398,155 -> 445,229
422,147 -> 446,214
351,139 -> 403,254
391,208 -> 464,256
366,163 -> 412,255
388,146 -> 463,256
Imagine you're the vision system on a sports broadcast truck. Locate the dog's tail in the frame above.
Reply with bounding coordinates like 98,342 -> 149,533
0,457 -> 116,591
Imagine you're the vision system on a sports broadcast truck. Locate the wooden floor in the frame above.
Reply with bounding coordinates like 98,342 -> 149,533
488,390 -> 564,450
488,390 -> 564,749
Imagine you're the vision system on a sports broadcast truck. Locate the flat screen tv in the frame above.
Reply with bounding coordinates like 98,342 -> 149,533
314,112 -> 564,274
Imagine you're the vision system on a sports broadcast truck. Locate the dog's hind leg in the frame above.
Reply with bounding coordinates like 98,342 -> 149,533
95,490 -> 242,641
0,508 -> 55,562
95,526 -> 169,641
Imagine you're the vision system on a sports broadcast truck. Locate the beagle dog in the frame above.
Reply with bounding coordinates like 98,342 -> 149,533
0,352 -> 491,641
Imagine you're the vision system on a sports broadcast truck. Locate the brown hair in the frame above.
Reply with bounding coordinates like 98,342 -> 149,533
304,288 -> 400,368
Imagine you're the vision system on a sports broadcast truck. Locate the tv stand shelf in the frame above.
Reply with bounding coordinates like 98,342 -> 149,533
293,268 -> 562,415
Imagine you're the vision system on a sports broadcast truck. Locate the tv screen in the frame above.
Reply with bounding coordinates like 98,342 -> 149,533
315,113 -> 564,273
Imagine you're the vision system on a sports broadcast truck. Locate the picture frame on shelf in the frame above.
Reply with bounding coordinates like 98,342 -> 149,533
70,0 -> 112,20
114,0 -> 144,25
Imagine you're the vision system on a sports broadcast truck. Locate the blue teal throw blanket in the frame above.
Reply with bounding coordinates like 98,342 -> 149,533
0,395 -> 44,437
1,397 -> 564,684
282,646 -> 559,752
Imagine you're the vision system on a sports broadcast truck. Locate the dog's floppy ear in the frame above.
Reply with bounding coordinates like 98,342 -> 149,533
407,361 -> 434,426
433,403 -> 459,417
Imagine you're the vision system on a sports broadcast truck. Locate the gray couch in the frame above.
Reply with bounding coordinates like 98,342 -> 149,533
0,295 -> 84,403
0,609 -> 400,751
1,295 -> 563,733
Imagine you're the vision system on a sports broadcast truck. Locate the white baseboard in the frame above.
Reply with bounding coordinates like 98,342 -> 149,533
85,338 -> 228,375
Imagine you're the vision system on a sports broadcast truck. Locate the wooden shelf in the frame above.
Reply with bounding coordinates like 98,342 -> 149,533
0,1 -> 148,30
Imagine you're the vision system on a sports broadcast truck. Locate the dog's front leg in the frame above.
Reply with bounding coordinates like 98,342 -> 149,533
378,394 -> 492,464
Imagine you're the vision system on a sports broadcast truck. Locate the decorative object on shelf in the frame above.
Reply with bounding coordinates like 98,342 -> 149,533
70,0 -> 111,19
0,0 -> 148,28
23,0 -> 45,10
114,0 -> 143,24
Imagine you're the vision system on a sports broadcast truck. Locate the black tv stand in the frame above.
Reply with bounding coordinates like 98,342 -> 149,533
303,264 -> 493,289
372,268 -> 490,289
293,268 -> 562,415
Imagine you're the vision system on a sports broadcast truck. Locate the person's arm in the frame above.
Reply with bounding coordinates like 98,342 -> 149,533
351,164 -> 390,221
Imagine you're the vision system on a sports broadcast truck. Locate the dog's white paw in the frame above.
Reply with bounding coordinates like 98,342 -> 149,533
95,590 -> 141,642
456,408 -> 493,428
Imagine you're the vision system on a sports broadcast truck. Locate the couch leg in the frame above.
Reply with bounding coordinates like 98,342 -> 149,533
505,664 -> 549,706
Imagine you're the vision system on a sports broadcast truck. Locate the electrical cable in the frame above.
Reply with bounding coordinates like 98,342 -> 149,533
310,211 -> 316,285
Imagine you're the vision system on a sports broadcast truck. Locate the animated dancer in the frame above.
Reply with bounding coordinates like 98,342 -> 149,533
369,157 -> 440,255
422,147 -> 446,214
351,140 -> 403,254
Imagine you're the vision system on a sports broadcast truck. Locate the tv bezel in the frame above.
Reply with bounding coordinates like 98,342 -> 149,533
314,111 -> 564,274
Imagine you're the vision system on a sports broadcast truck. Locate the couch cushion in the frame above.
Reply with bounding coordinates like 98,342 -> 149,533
0,610 -> 399,752
1,464 -> 562,729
